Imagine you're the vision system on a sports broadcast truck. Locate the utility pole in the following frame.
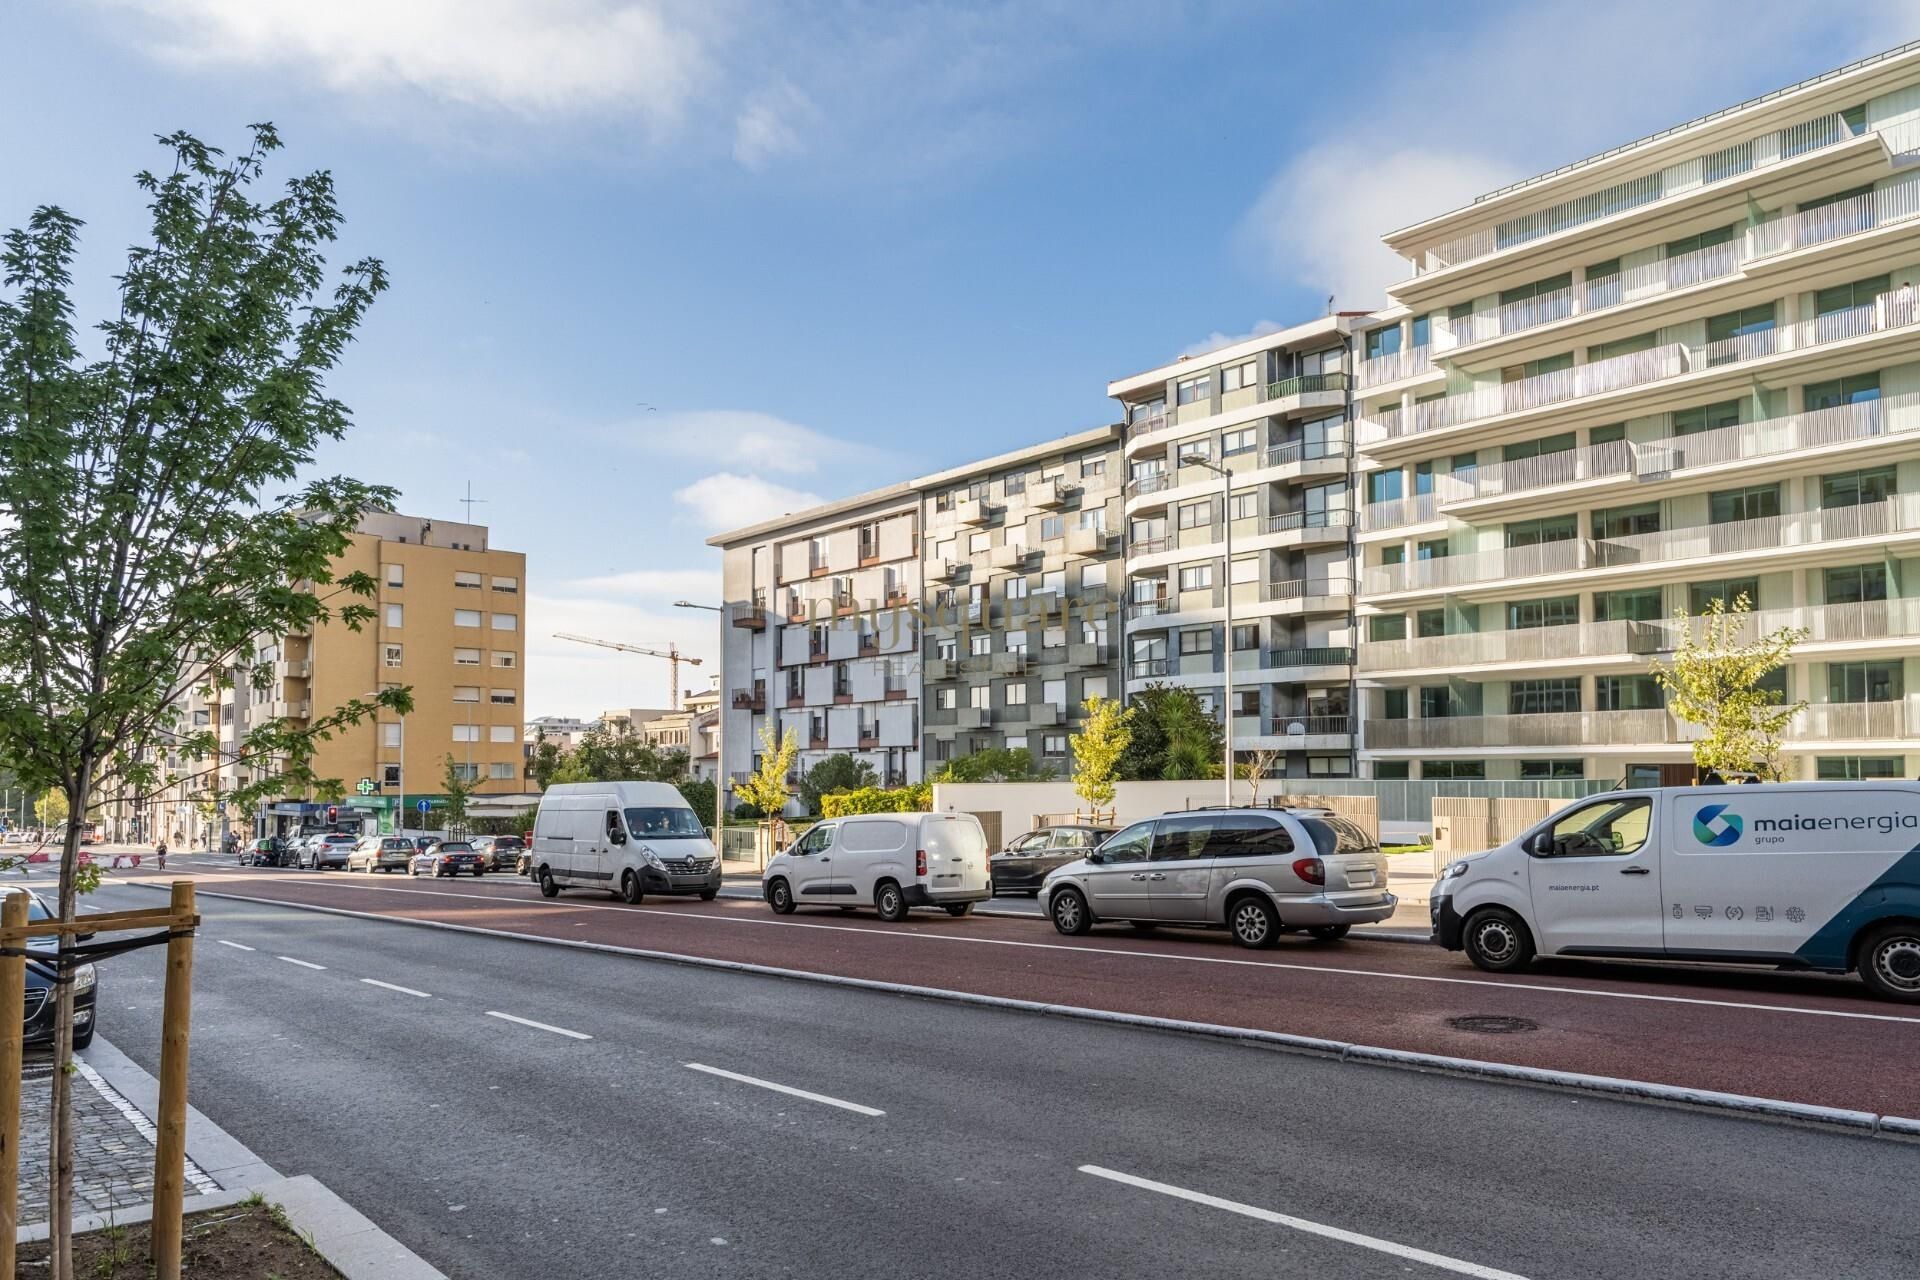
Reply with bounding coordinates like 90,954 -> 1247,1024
1191,457 -> 1236,805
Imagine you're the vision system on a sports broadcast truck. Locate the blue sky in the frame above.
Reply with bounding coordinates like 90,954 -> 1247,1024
6,1 -> 1917,716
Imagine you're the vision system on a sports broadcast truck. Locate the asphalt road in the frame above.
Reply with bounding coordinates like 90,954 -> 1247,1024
79,878 -> 1920,1280
88,855 -> 1920,1116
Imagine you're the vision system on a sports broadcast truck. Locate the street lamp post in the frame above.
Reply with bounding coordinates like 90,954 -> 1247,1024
673,601 -> 725,840
1188,458 -> 1236,806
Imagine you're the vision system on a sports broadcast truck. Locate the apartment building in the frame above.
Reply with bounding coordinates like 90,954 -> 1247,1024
918,427 -> 1123,771
1107,318 -> 1363,779
1353,41 -> 1920,786
713,486 -> 924,797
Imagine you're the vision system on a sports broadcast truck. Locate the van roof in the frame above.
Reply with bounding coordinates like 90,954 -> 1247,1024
540,781 -> 690,804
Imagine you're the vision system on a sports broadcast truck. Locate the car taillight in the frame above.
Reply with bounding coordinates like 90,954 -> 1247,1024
1292,857 -> 1325,886
915,849 -> 927,876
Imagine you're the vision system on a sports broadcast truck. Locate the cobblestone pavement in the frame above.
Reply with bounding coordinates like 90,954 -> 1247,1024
16,1049 -> 218,1227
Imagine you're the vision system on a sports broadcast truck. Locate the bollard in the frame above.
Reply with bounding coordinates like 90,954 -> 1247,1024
150,880 -> 196,1277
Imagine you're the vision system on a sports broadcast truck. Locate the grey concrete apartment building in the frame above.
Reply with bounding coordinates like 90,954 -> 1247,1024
710,427 -> 1123,802
1107,316 -> 1364,779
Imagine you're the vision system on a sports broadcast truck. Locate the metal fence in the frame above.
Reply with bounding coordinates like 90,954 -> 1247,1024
1224,778 -> 1618,826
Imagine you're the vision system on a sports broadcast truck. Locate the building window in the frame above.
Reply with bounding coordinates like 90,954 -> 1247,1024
489,762 -> 516,780
1006,577 -> 1030,601
1175,374 -> 1210,405
1043,626 -> 1065,649
490,725 -> 515,743
1369,615 -> 1406,642
455,571 -> 482,589
454,609 -> 481,627
1817,756 -> 1901,780
1507,597 -> 1578,630
493,651 -> 517,668
1005,682 -> 1028,706
1373,761 -> 1410,780
1177,499 -> 1213,530
1519,760 -> 1584,779
1592,502 -> 1660,539
1003,472 -> 1027,497
1708,484 -> 1780,524
1510,679 -> 1581,715
450,762 -> 480,781
491,575 -> 519,593
1221,360 -> 1259,393
1082,563 -> 1108,592
1039,570 -> 1064,596
969,684 -> 991,710
1825,564 -> 1888,604
1081,456 -> 1106,478
1082,675 -> 1108,700
1178,564 -> 1213,592
1232,623 -> 1258,650
1041,515 -> 1064,540
491,613 -> 518,632
1804,373 -> 1880,411
453,686 -> 480,703
1421,760 -> 1486,780
1595,589 -> 1663,622
452,725 -> 480,743
1178,629 -> 1214,655
381,724 -> 401,748
1229,491 -> 1259,521
1043,734 -> 1068,757
385,603 -> 403,628
1672,399 -> 1742,436
450,647 -> 480,666
384,563 -> 403,587
1221,427 -> 1255,457
936,688 -> 957,710
382,764 -> 401,787
1505,515 -> 1576,548
491,689 -> 517,705
1822,466 -> 1898,510
383,644 -> 403,668
1595,675 -> 1664,711
1688,577 -> 1759,613
1501,432 -> 1575,464
1829,661 -> 1903,703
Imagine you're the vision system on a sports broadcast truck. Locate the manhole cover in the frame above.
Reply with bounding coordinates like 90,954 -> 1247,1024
1446,1014 -> 1538,1034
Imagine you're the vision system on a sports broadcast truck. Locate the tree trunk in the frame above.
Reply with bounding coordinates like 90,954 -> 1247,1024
46,764 -> 92,1280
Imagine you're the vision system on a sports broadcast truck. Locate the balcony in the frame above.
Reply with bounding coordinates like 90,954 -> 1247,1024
1128,409 -> 1170,437
1366,708 -> 1690,750
1359,290 -> 1920,448
731,689 -> 766,712
1066,642 -> 1108,667
1125,472 -> 1173,500
1265,371 -> 1348,410
1262,436 -> 1353,473
927,560 -> 962,582
1065,526 -> 1111,557
265,699 -> 311,720
1359,492 -> 1438,533
1264,714 -> 1356,743
955,496 -> 993,527
1355,344 -> 1433,390
924,658 -> 954,680
1749,177 -> 1920,260
1415,108 -> 1860,274
1127,658 -> 1170,681
989,652 -> 1028,675
1028,476 -> 1066,508
1132,534 -> 1173,556
957,706 -> 990,729
273,658 -> 311,680
1265,646 -> 1354,673
1364,494 -> 1920,598
1029,703 -> 1062,727
988,543 -> 1032,570
1247,576 -> 1355,609
729,601 -> 768,630
1361,619 -> 1667,675
1262,509 -> 1355,541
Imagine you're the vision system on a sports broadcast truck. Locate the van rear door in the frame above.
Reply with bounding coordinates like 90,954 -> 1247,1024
922,816 -> 989,897
1526,793 -> 1664,954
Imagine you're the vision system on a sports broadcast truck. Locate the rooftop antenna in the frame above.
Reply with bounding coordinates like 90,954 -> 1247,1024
1326,293 -> 1336,316
459,481 -> 488,523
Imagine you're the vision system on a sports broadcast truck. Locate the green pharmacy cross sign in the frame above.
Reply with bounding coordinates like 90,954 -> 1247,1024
355,778 -> 376,796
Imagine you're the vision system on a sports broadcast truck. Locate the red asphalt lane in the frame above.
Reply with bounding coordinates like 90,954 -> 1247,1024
116,861 -> 1920,1116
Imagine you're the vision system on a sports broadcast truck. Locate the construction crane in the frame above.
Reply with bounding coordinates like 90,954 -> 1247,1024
552,633 -> 703,710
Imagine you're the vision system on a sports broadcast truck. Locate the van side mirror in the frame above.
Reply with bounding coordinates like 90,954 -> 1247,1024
1528,832 -> 1554,856
1086,851 -> 1107,865
609,829 -> 627,846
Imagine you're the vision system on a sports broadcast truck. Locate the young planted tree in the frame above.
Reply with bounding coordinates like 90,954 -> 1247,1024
1069,695 -> 1133,812
35,785 -> 69,832
1651,593 -> 1808,782
736,723 -> 799,818
1239,747 -> 1283,807
440,754 -> 476,837
1116,684 -> 1225,780
0,125 -> 404,1274
799,753 -> 877,813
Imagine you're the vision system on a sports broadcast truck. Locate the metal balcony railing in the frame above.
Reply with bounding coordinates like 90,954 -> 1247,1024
1263,509 -> 1355,536
1126,472 -> 1173,498
1267,372 -> 1348,400
1355,345 -> 1433,390
1359,619 -> 1666,673
1127,658 -> 1170,680
1265,646 -> 1354,669
1359,492 -> 1437,532
1262,436 -> 1352,469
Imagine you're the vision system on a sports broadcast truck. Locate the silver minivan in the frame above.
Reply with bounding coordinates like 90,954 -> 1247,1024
1040,808 -> 1396,947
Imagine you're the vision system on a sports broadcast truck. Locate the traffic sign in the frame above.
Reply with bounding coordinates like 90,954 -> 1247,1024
356,778 -> 375,796
417,799 -> 431,815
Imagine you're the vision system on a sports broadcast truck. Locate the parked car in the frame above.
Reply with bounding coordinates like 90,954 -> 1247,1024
411,841 -> 483,877
990,824 -> 1116,896
9,887 -> 98,1050
240,837 -> 284,867
1040,808 -> 1395,948
470,835 -> 524,872
530,782 -> 721,903
348,835 -> 416,874
1432,782 -> 1920,1003
763,811 -> 991,921
303,833 -> 357,870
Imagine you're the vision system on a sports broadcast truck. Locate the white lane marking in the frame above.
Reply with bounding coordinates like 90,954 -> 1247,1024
361,978 -> 432,998
277,956 -> 326,971
1079,1165 -> 1529,1280
216,940 -> 256,952
486,1011 -> 591,1040
684,1062 -> 885,1117
195,877 -> 1920,1025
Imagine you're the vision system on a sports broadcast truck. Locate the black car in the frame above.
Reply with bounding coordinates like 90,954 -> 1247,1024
241,837 -> 287,867
470,835 -> 524,873
11,889 -> 98,1050
411,840 -> 484,877
989,824 -> 1117,896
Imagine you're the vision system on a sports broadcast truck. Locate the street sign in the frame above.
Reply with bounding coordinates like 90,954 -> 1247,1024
417,799 -> 431,815
355,778 -> 375,796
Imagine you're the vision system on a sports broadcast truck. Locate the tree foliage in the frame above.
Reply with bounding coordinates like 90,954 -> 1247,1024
799,752 -> 877,813
439,754 -> 475,835
1070,695 -> 1132,809
934,746 -> 1055,784
736,723 -> 797,817
1650,593 -> 1807,781
534,723 -> 687,787
0,124 -> 403,1267
820,782 -> 932,816
1239,748 -> 1283,807
36,786 -> 69,830
675,777 -> 715,824
1117,684 -> 1223,780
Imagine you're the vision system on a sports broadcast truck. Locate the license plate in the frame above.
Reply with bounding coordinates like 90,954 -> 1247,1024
1348,871 -> 1376,888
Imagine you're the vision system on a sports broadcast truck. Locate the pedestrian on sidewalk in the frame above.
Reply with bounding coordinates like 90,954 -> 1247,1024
155,837 -> 167,872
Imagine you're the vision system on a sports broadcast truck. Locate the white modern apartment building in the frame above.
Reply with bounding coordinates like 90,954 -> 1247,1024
1108,317 -> 1365,778
1353,41 -> 1920,786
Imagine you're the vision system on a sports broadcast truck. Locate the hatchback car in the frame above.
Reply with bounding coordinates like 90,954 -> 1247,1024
470,835 -> 523,872
240,838 -> 283,867
348,835 -> 416,873
1041,808 -> 1396,948
411,841 -> 484,877
303,833 -> 358,870
8,888 -> 99,1050
990,824 -> 1115,896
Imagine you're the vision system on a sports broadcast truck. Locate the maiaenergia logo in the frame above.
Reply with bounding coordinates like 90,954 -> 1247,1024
1693,804 -> 1743,846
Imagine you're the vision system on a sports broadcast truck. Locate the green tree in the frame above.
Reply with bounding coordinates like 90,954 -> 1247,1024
821,782 -> 932,816
1070,695 -> 1132,809
0,125 -> 405,1268
736,723 -> 798,817
440,754 -> 475,836
35,786 -> 69,831
545,723 -> 683,786
934,746 -> 1055,783
676,777 -> 716,825
799,753 -> 877,813
1117,684 -> 1223,780
1651,593 -> 1807,781
526,731 -> 568,789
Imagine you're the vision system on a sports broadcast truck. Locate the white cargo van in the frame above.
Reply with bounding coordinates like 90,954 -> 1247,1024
762,812 -> 992,921
1431,783 -> 1920,1001
531,781 -> 721,903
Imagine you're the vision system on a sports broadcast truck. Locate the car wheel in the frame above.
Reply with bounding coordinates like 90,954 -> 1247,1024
944,903 -> 974,918
1228,895 -> 1279,949
1308,924 -> 1352,942
1462,907 -> 1535,973
619,871 -> 643,905
698,887 -> 718,902
1049,888 -> 1091,936
874,880 -> 908,922
766,877 -> 795,914
538,867 -> 559,899
73,1024 -> 94,1051
473,867 -> 484,877
1857,921 -> 1920,1003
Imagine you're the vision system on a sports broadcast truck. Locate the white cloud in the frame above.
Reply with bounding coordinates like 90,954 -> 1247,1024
622,409 -> 876,476
527,591 -> 720,717
672,472 -> 823,532
733,79 -> 817,170
1177,320 -> 1286,360
93,0 -> 710,122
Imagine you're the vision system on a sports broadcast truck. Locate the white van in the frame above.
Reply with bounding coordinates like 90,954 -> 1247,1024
531,781 -> 721,904
1431,783 -> 1920,1002
762,812 -> 992,921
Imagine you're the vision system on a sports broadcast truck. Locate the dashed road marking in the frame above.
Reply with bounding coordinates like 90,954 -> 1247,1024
216,940 -> 256,952
361,978 -> 432,998
277,956 -> 326,971
486,1011 -> 591,1040
684,1062 -> 885,1116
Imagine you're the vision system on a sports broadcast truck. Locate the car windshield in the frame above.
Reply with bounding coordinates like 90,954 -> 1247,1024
623,807 -> 705,839
1299,816 -> 1377,858
439,842 -> 473,853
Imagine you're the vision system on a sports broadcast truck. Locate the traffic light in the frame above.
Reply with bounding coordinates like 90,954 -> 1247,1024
326,804 -> 338,824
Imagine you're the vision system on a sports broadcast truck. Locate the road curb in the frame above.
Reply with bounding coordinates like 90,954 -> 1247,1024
145,882 -> 1919,1140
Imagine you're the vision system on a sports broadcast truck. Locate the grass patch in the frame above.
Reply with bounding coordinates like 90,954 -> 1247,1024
17,1201 -> 341,1279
